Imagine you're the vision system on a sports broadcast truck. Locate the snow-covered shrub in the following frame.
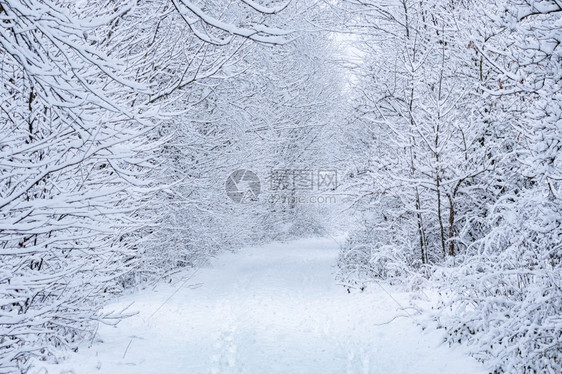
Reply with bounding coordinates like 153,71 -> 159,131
336,229 -> 412,289
432,191 -> 562,373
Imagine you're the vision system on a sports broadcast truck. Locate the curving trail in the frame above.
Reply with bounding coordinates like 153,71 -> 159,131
35,238 -> 487,374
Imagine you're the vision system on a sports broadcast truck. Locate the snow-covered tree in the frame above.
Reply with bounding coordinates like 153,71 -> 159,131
0,0 -> 297,370
335,0 -> 561,371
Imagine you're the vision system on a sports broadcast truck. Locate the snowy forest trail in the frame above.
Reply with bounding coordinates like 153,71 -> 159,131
35,238 -> 487,374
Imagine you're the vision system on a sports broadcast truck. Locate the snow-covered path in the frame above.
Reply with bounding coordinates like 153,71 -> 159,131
35,238 -> 487,374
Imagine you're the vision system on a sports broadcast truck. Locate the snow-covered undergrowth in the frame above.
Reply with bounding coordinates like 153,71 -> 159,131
338,223 -> 562,373
336,230 -> 414,288
430,197 -> 562,373
431,260 -> 561,373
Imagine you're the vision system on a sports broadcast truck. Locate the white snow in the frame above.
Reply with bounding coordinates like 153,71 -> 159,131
32,238 -> 488,374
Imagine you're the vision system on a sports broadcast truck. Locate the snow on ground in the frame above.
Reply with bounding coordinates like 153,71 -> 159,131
32,238 -> 488,374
